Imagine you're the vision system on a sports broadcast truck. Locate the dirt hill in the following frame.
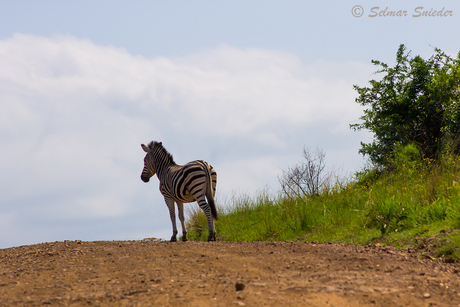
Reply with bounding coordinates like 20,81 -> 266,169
1,240 -> 460,306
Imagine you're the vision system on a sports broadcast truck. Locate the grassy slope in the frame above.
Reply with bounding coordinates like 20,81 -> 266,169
186,152 -> 460,262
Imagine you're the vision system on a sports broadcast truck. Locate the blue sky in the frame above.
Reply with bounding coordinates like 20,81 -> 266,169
1,1 -> 459,248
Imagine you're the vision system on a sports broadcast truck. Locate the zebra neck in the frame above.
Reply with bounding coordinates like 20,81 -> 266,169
155,163 -> 170,175
152,147 -> 176,178
153,157 -> 175,178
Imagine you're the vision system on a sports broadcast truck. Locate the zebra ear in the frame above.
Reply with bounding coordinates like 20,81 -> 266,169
141,144 -> 150,153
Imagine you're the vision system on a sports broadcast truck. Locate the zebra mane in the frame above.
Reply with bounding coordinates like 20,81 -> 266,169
148,141 -> 176,165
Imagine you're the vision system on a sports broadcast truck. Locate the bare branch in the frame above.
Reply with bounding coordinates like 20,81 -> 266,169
279,146 -> 334,199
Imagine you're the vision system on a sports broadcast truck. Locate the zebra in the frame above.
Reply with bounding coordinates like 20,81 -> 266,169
140,141 -> 218,242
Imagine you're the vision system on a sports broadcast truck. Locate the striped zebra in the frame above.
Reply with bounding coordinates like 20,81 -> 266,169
140,141 -> 218,242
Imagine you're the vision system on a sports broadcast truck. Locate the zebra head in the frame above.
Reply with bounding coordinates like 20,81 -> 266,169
140,142 -> 157,182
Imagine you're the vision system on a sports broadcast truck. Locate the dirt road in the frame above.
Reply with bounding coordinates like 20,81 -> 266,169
1,240 -> 460,306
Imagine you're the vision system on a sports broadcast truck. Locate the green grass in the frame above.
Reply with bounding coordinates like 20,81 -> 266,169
186,150 -> 460,261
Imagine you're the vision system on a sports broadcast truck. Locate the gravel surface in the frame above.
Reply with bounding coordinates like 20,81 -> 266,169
1,240 -> 460,306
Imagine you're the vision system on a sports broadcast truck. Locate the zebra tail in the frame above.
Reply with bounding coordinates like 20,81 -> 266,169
205,165 -> 218,221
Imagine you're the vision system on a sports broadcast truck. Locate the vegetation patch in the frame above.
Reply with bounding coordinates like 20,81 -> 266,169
187,151 -> 460,262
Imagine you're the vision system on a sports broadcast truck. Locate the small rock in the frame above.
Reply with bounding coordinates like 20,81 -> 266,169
235,282 -> 245,291
423,292 -> 431,298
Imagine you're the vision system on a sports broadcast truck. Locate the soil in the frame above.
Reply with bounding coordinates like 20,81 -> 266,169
1,240 -> 460,306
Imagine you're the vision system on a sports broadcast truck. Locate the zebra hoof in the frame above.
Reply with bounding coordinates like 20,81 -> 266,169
170,236 -> 177,242
207,231 -> 216,242
182,237 -> 187,242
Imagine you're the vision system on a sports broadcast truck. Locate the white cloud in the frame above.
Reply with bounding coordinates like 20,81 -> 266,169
0,34 -> 374,247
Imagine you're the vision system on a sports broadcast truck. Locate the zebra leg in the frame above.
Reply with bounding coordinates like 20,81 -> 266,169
165,197 -> 178,242
197,196 -> 216,242
177,202 -> 187,242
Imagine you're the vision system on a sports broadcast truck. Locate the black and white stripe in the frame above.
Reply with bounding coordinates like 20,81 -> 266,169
141,141 -> 217,242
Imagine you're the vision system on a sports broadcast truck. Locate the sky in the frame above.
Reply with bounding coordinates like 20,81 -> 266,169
1,1 -> 459,248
